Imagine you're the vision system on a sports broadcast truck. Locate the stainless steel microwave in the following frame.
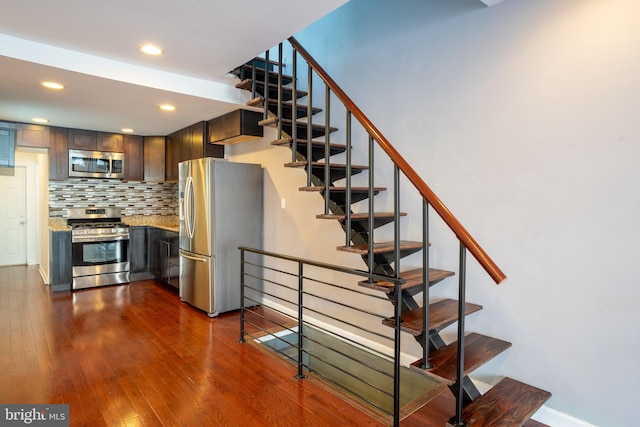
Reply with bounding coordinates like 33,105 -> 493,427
69,149 -> 124,179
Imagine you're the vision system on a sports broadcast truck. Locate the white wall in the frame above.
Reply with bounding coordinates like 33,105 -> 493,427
233,0 -> 640,425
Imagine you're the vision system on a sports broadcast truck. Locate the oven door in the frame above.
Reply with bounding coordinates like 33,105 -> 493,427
71,238 -> 130,289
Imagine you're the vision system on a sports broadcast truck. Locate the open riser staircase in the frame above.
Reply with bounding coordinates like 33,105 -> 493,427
233,38 -> 551,426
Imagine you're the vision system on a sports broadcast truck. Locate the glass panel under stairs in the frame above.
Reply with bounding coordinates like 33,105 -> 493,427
255,325 -> 443,419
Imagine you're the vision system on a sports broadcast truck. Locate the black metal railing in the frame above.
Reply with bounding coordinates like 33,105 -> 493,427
238,247 -> 406,425
237,37 -> 507,425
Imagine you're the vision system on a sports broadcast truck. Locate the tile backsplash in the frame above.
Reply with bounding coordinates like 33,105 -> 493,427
49,178 -> 178,218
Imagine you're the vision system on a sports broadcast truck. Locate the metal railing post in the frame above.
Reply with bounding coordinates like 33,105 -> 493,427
345,111 -> 352,247
450,242 -> 468,426
324,85 -> 331,215
367,135 -> 375,277
291,45 -> 298,163
421,201 -> 433,368
263,50 -> 270,121
238,249 -> 247,343
277,43 -> 283,139
393,279 -> 402,427
296,261 -> 307,379
306,64 -> 313,187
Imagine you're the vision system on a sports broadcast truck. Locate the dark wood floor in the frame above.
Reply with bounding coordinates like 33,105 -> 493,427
0,265 -> 496,427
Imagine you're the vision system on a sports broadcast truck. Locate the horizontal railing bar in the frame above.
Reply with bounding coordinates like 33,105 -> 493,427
243,286 -> 298,309
300,275 -> 390,302
244,331 -> 298,365
302,290 -> 389,319
243,273 -> 299,293
300,335 -> 394,380
251,263 -> 300,280
240,246 -> 406,284
301,362 -> 393,416
243,307 -> 297,333
243,303 -> 297,327
303,306 -> 393,342
287,37 -> 506,285
303,352 -> 394,398
302,319 -> 394,361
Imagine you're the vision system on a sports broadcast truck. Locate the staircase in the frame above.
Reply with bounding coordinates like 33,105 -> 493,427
233,38 -> 551,426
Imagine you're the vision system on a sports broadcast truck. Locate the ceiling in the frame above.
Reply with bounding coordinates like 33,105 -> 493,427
0,0 -> 348,136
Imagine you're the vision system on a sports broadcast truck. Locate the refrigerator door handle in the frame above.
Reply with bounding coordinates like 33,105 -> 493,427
184,176 -> 194,240
179,249 -> 208,263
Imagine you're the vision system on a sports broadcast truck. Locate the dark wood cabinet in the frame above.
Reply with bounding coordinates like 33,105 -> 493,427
165,121 -> 223,181
98,132 -> 124,152
143,136 -> 165,182
16,123 -> 49,148
165,133 -> 179,182
123,134 -> 143,181
49,127 -> 69,180
49,230 -> 72,291
208,109 -> 262,144
68,129 -> 97,150
150,228 -> 179,289
68,129 -> 124,152
129,226 -> 154,280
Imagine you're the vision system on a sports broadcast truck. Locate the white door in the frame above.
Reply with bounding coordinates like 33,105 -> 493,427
0,166 -> 27,266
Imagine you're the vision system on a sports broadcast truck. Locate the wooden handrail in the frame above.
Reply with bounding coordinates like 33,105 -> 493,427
288,37 -> 506,284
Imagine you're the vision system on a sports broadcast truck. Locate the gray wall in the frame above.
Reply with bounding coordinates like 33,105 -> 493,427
233,0 -> 640,425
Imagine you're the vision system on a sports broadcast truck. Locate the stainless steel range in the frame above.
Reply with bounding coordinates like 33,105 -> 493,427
67,207 -> 130,290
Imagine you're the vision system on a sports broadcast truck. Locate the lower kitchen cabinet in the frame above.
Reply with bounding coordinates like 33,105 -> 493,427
49,230 -> 72,291
129,226 -> 153,280
149,228 -> 180,289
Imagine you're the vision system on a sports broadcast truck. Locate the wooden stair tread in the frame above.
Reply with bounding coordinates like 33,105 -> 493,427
461,377 -> 551,427
359,267 -> 453,293
524,419 -> 549,427
299,185 -> 387,192
382,299 -> 482,336
271,138 -> 347,150
264,98 -> 323,114
259,117 -> 278,127
285,161 -> 368,171
247,97 -> 264,107
236,78 -> 307,98
259,116 -> 339,132
337,240 -> 423,255
410,333 -> 512,386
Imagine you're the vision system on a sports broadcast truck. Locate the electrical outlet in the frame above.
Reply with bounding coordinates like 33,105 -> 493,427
281,198 -> 286,209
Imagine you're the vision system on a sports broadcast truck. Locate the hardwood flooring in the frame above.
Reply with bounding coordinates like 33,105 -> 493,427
0,265 -> 518,426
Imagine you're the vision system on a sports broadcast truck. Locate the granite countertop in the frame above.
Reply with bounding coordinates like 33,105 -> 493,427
48,215 -> 179,233
123,215 -> 179,232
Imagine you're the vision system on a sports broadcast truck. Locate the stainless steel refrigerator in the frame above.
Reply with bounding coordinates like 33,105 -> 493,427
178,158 -> 263,317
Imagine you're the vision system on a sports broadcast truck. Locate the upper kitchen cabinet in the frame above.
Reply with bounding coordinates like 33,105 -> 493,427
49,127 -> 69,180
123,134 -> 143,181
68,129 -> 124,152
143,136 -> 165,182
165,121 -> 222,181
68,129 -> 97,150
16,123 -> 49,148
208,109 -> 263,145
98,132 -> 124,152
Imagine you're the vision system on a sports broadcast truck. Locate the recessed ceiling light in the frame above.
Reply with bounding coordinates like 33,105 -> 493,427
122,128 -> 135,133
140,44 -> 163,55
41,81 -> 64,90
160,104 -> 176,111
32,117 -> 49,123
